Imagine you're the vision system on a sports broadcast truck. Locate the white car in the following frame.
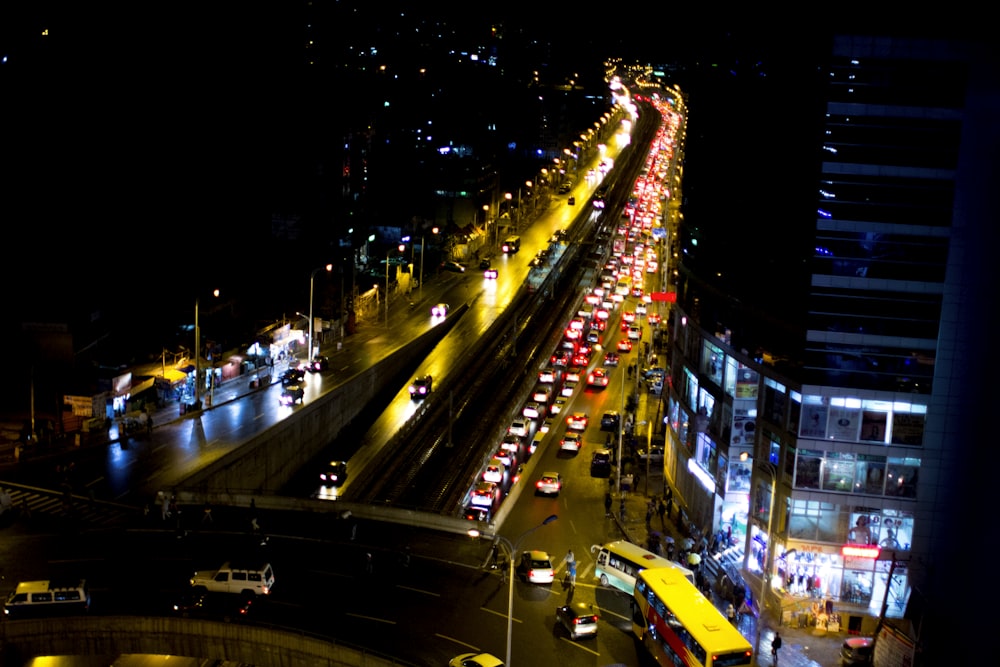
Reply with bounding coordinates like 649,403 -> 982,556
549,396 -> 568,415
523,402 -> 542,420
560,432 -> 582,451
482,458 -> 505,483
535,472 -> 562,496
431,303 -> 450,317
517,550 -> 555,584
509,419 -> 528,437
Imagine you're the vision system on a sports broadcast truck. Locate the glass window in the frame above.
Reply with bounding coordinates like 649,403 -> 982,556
701,340 -> 724,385
789,391 -> 801,436
794,450 -> 823,490
885,457 -> 920,498
822,452 -> 856,493
856,454 -> 887,495
890,409 -> 925,446
827,398 -> 862,442
860,404 -> 890,443
763,378 -> 787,427
800,396 -> 828,439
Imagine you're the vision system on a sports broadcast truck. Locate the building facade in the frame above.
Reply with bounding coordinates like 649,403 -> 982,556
663,33 -> 998,662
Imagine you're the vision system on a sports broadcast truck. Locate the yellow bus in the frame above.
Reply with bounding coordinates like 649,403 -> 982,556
633,567 -> 752,667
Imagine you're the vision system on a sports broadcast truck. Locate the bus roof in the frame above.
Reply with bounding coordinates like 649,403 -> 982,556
598,540 -> 695,577
637,567 -> 752,654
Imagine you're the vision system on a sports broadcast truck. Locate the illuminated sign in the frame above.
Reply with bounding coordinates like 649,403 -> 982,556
841,544 -> 881,559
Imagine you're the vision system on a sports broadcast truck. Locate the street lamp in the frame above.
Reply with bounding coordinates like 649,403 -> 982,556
385,244 -> 405,325
504,192 -> 512,235
194,289 -> 220,408
470,514 -> 558,666
750,457 -> 778,667
308,264 -> 333,362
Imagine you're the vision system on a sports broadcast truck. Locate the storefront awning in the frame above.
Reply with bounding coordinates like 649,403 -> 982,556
159,368 -> 189,385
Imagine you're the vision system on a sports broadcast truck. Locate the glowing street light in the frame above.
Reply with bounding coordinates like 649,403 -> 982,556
308,264 -> 333,361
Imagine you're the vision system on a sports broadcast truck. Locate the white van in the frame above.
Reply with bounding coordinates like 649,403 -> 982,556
591,540 -> 694,594
190,561 -> 275,597
3,579 -> 91,618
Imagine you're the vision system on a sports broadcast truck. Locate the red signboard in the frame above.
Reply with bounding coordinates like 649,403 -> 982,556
650,291 -> 676,303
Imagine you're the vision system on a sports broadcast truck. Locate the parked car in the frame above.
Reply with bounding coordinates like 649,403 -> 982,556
600,411 -> 620,432
590,449 -> 613,477
442,261 -> 465,273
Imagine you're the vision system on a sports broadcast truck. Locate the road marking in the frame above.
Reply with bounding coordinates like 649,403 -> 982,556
481,606 -> 522,623
561,636 -> 600,655
345,612 -> 395,624
397,584 -> 440,597
436,634 -> 480,651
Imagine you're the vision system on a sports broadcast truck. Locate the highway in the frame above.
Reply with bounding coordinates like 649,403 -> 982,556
0,89 -> 685,666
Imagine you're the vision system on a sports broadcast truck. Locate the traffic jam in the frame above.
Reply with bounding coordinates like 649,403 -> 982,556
462,93 -> 681,524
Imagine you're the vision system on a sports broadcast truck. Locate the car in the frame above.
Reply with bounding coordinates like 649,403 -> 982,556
462,505 -> 492,522
636,445 -> 665,466
494,448 -> 515,468
587,368 -> 609,388
564,367 -> 583,383
431,303 -> 450,317
628,325 -> 642,340
560,431 -> 582,451
532,384 -> 553,404
590,449 -> 613,477
549,396 -> 568,415
555,603 -> 599,640
585,329 -> 601,345
484,267 -> 499,279
558,181 -> 573,194
509,418 -> 528,437
841,637 -> 874,666
538,366 -> 557,383
560,380 -> 578,397
600,411 -> 620,432
442,261 -> 465,273
550,349 -> 571,367
617,339 -> 633,353
280,367 -> 305,385
302,355 -> 329,372
449,652 -> 505,667
622,310 -> 636,323
469,481 -> 499,508
171,591 -> 253,623
567,196 -> 575,205
479,257 -> 491,269
566,412 -> 589,431
647,312 -> 661,325
409,375 -> 433,398
572,352 -> 591,367
604,352 -> 620,366
540,417 -> 556,433
535,472 -> 562,496
319,460 -> 348,486
482,458 -> 505,483
523,402 -> 542,419
500,433 -> 522,454
636,302 -> 647,315
516,550 -> 555,584
279,383 -> 304,405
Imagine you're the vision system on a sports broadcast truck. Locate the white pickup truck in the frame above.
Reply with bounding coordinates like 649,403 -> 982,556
190,561 -> 275,597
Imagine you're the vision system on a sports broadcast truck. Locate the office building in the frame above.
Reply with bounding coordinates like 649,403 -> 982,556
664,32 -> 997,662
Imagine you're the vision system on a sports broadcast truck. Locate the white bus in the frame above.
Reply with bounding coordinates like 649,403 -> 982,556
3,579 -> 91,619
591,540 -> 694,595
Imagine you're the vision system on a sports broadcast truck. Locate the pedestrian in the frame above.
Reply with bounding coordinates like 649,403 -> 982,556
251,515 -> 260,534
401,546 -> 411,569
666,541 -> 675,561
619,498 -> 626,522
604,492 -> 613,517
771,632 -> 782,665
645,504 -> 653,528
567,560 -> 577,588
726,602 -> 737,625
202,503 -> 213,524
489,543 -> 500,570
365,552 -> 374,574
562,549 -> 575,576
161,493 -> 171,521
350,520 -> 358,541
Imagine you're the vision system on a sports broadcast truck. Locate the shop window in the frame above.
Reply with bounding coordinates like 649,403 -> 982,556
799,396 -> 828,439
860,400 -> 891,443
762,378 -> 787,427
701,340 -> 724,386
890,407 -> 926,447
827,398 -> 861,442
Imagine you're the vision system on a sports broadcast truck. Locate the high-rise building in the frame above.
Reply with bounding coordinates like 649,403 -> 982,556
665,32 -> 997,665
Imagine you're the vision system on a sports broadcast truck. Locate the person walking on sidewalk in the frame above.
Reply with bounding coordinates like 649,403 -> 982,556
771,632 -> 782,665
604,492 -> 613,517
